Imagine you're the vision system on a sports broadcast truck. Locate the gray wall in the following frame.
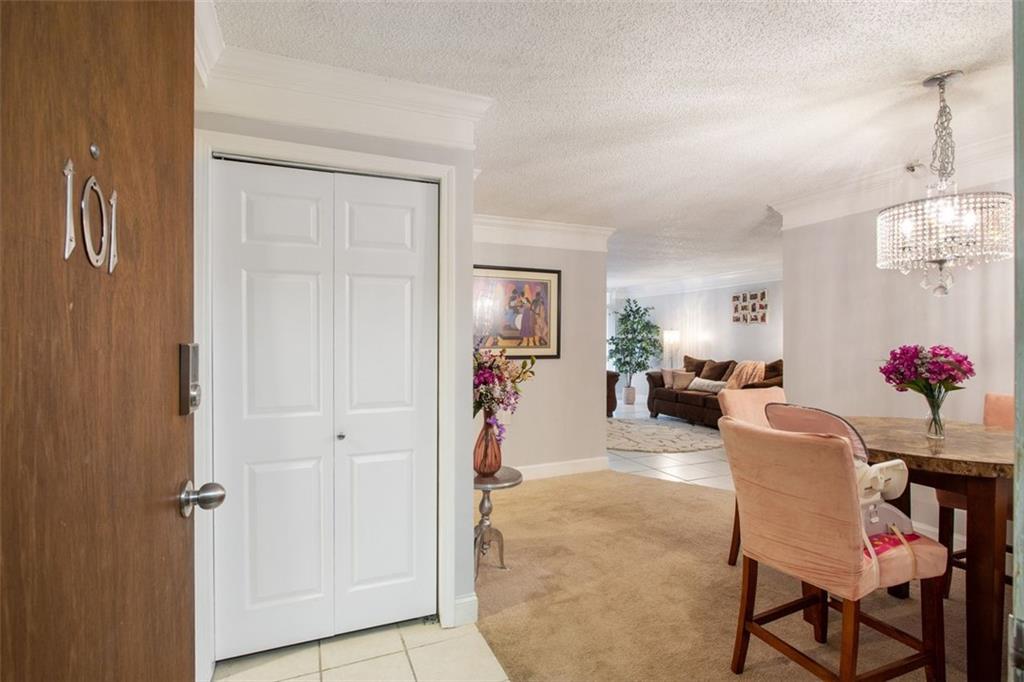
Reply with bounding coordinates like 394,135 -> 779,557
629,280 -> 784,373
197,113 -> 480,610
473,243 -> 608,468
782,179 -> 1013,534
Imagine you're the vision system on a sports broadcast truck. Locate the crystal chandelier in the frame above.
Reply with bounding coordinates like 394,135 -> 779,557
876,70 -> 1014,296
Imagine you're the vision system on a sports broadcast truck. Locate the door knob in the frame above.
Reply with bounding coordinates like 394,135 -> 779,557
336,432 -> 346,440
179,480 -> 226,517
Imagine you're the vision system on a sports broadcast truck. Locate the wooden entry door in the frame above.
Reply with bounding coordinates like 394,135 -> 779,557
1,3 -> 195,681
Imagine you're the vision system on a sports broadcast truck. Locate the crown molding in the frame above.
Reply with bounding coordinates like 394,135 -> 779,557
611,265 -> 783,299
772,133 -> 1013,231
195,46 -> 494,150
194,1 -> 224,89
473,214 -> 615,253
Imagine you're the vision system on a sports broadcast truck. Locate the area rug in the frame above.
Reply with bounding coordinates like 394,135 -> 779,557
606,416 -> 721,453
476,470 -> 988,681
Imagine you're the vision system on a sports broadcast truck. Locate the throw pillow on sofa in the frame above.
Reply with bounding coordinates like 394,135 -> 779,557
661,367 -> 683,387
683,355 -> 709,376
764,358 -> 784,380
700,359 -> 736,381
688,377 -> 727,394
671,370 -> 696,390
721,363 -> 738,382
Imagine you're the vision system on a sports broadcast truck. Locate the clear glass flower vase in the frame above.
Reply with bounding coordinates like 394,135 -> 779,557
925,400 -> 945,441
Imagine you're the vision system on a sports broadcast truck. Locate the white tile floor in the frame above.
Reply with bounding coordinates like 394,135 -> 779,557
608,447 -> 734,491
609,394 -> 735,492
214,619 -> 508,682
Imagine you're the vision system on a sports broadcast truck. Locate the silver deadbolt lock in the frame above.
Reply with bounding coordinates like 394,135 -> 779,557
179,480 -> 226,517
179,343 -> 201,415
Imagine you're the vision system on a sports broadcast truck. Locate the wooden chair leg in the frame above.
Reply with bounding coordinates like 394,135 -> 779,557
731,556 -> 758,674
937,506 -> 955,598
816,589 -> 829,643
920,576 -> 946,682
838,598 -> 860,682
727,500 -> 741,566
801,583 -> 829,644
801,582 -> 815,627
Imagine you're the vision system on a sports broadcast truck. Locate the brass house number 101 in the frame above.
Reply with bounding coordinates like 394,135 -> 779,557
63,157 -> 119,273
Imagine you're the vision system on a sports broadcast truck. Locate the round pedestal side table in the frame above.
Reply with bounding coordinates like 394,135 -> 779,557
474,466 -> 523,579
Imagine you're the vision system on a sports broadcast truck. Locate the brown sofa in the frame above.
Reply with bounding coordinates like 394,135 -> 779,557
607,370 -> 619,417
646,356 -> 783,428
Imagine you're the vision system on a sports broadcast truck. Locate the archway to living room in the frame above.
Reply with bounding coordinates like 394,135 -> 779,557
604,279 -> 783,490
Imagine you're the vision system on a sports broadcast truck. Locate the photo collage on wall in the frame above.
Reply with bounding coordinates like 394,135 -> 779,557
731,289 -> 768,324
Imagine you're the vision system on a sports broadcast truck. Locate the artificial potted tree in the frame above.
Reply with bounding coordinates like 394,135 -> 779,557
608,299 -> 662,405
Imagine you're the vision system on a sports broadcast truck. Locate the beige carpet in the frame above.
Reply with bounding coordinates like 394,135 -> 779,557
476,471 -> 992,681
607,417 -> 722,453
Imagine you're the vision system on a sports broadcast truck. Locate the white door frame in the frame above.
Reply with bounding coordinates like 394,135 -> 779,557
193,130 -> 459,680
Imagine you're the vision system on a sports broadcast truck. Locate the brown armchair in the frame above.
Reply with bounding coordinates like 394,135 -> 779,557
606,371 -> 619,417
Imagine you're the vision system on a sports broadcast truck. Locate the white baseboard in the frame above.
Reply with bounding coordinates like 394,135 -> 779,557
450,592 -> 478,627
517,456 -> 609,481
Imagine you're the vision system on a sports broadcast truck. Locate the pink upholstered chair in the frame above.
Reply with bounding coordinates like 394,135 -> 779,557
983,392 -> 1014,429
937,392 -> 1014,596
718,387 -> 785,566
720,417 -> 947,681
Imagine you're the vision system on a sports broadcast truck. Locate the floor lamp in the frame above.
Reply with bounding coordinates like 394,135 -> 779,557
663,329 -> 680,368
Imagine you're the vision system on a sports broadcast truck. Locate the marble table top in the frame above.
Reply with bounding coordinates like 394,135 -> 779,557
848,416 -> 1014,479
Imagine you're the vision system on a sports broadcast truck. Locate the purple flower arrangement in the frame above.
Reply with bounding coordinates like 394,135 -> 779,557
880,344 -> 975,391
879,344 -> 975,439
473,346 -> 535,442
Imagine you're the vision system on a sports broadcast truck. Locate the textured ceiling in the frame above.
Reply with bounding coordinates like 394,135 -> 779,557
214,1 -> 1013,290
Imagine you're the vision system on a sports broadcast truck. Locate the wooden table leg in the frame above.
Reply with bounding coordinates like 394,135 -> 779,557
887,483 -> 912,599
965,476 -> 1010,682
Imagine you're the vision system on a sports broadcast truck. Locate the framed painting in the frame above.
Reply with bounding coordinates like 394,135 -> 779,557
473,265 -> 561,358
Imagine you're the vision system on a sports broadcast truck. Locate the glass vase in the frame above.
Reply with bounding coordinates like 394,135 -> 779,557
925,398 -> 945,441
473,411 -> 502,476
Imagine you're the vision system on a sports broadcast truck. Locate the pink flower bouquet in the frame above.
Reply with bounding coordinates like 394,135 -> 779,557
879,344 -> 975,440
472,348 -> 536,441
472,347 -> 535,476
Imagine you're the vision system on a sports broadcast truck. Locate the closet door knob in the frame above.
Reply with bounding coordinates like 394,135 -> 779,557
336,432 -> 346,441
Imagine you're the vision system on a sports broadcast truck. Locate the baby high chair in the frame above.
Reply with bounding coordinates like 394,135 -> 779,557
765,403 -> 913,538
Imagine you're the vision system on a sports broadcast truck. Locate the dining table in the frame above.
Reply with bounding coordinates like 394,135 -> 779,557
848,416 -> 1013,682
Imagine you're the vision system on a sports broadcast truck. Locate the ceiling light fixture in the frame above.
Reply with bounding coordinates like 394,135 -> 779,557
876,70 -> 1014,296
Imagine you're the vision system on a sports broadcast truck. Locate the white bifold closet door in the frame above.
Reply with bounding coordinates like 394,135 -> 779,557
211,159 -> 438,660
